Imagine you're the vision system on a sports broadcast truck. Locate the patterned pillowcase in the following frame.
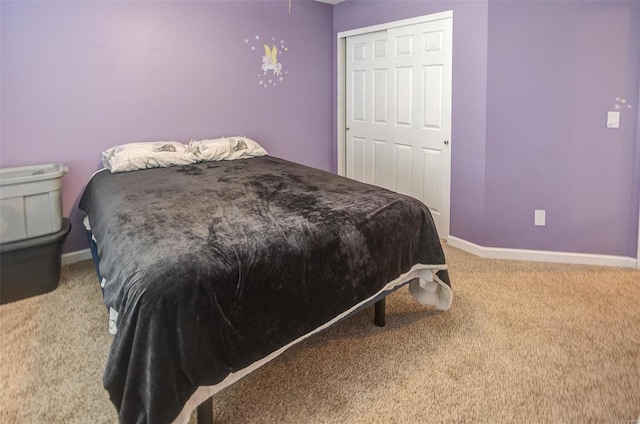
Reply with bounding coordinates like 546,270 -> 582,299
187,138 -> 229,162
188,137 -> 268,162
102,142 -> 198,173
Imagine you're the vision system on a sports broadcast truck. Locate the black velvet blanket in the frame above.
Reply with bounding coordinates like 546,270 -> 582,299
78,156 -> 451,424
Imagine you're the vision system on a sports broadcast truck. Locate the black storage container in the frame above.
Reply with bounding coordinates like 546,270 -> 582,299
0,218 -> 71,304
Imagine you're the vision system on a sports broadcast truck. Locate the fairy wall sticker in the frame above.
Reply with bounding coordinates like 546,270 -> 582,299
245,35 -> 288,88
262,44 -> 282,76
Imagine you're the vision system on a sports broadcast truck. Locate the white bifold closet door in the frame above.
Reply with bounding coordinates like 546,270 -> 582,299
346,17 -> 452,238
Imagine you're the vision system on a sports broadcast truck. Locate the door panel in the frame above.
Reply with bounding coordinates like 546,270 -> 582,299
373,139 -> 388,188
395,143 -> 412,196
346,30 -> 388,187
352,136 -> 366,182
395,67 -> 413,127
424,30 -> 444,52
395,35 -> 413,56
423,65 -> 443,129
352,70 -> 366,122
422,148 -> 442,212
373,70 -> 387,123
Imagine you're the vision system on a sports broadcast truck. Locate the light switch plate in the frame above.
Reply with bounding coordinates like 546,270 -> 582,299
607,111 -> 620,128
534,209 -> 546,227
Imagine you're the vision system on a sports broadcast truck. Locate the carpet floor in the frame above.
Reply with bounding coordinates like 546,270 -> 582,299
1,243 -> 639,423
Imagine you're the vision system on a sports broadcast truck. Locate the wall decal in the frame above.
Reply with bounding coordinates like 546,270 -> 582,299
614,97 -> 632,111
245,35 -> 289,88
262,44 -> 282,76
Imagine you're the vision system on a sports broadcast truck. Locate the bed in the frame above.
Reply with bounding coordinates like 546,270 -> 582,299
78,139 -> 452,424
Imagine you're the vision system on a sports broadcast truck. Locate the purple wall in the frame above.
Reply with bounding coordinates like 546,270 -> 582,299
485,0 -> 640,257
2,0 -> 639,259
1,0 -> 334,253
334,0 -> 640,258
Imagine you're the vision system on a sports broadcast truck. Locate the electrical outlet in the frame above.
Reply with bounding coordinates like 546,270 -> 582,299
534,209 -> 546,227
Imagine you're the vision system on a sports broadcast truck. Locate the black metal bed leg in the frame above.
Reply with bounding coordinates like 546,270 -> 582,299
197,397 -> 214,424
374,297 -> 386,327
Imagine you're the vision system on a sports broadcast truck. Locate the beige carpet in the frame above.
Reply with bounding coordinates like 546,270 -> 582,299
1,243 -> 639,424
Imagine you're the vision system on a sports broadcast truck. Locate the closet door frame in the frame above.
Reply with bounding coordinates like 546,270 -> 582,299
337,10 -> 453,176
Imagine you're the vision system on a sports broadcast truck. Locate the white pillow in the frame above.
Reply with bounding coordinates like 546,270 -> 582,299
102,141 -> 198,173
187,138 -> 229,162
224,136 -> 268,160
188,136 -> 268,162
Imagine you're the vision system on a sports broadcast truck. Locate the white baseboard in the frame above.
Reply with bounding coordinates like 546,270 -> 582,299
447,236 -> 638,269
62,248 -> 93,266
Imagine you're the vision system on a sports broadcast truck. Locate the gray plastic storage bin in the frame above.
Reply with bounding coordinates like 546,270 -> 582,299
0,218 -> 71,304
0,163 -> 68,243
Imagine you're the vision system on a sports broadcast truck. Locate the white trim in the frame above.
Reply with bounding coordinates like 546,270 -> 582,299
447,236 -> 638,269
337,36 -> 346,176
637,196 -> 640,270
636,169 -> 640,271
635,78 -> 640,270
62,248 -> 93,265
337,10 -> 453,39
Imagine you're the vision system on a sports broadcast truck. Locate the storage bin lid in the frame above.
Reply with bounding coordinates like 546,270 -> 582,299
0,164 -> 68,186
